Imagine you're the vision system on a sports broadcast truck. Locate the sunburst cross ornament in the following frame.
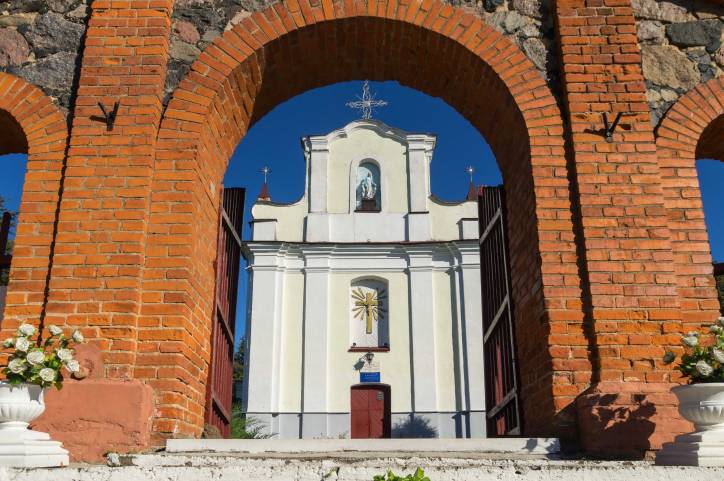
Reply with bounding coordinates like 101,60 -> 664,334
346,81 -> 388,120
352,287 -> 387,334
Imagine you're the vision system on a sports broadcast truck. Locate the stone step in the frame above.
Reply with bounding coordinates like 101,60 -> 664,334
165,438 -> 561,456
3,455 -> 724,481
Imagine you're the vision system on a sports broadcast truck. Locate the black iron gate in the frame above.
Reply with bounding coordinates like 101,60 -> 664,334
205,187 -> 245,437
478,185 -> 522,436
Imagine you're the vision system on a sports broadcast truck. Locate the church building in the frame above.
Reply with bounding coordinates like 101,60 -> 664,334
241,116 -> 486,439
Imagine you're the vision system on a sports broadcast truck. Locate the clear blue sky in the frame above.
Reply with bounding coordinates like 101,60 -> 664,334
0,81 -> 722,349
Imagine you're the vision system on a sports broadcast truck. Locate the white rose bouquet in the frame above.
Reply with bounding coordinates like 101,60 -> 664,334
1,324 -> 85,389
664,317 -> 724,383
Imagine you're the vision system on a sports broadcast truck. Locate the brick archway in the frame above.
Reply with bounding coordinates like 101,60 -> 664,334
0,73 -> 68,334
656,77 -> 724,332
148,0 -> 586,439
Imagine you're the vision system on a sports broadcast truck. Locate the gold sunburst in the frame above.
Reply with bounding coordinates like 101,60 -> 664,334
352,287 -> 387,334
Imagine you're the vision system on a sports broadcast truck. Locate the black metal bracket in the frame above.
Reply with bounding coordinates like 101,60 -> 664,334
92,101 -> 120,131
602,112 -> 623,143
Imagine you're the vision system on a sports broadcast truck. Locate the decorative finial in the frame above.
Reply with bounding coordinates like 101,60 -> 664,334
257,166 -> 272,202
465,165 -> 477,201
465,165 -> 475,183
346,81 -> 388,120
259,166 -> 272,184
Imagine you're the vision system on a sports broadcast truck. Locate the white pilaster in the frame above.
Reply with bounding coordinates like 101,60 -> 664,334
454,242 -> 486,437
245,247 -> 285,415
406,246 -> 437,413
305,137 -> 329,213
301,248 -> 332,437
406,135 -> 435,213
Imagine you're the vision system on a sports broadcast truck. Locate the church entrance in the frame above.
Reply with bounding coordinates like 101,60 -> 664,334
350,385 -> 391,439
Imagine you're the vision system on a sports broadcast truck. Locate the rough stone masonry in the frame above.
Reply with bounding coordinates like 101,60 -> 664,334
0,0 -> 721,126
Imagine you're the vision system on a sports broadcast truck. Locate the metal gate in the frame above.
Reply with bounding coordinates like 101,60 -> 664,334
205,187 -> 245,437
478,185 -> 522,436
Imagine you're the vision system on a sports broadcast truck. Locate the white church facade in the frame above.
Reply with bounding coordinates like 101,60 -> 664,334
241,119 -> 485,439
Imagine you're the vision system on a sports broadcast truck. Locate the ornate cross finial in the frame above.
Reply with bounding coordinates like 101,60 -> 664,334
259,166 -> 272,184
346,80 -> 388,120
257,166 -> 272,201
465,165 -> 477,201
465,165 -> 475,183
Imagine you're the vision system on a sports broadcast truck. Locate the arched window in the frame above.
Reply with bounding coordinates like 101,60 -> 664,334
355,161 -> 381,212
349,278 -> 388,349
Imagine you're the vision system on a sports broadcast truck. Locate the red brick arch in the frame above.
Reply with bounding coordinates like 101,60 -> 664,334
148,0 -> 587,438
656,77 -> 724,333
0,73 -> 68,333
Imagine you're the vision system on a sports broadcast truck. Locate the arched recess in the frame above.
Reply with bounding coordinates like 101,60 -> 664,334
656,77 -> 724,332
147,0 -> 584,438
0,73 -> 68,334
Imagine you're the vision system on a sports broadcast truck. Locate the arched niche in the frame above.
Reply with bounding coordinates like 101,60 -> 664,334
350,277 -> 389,350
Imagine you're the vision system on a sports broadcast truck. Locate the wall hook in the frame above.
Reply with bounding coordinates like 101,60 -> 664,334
93,101 -> 120,131
602,112 -> 623,143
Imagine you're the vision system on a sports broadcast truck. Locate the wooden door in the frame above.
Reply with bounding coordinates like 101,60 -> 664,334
205,187 -> 245,437
350,385 -> 390,438
478,185 -> 522,436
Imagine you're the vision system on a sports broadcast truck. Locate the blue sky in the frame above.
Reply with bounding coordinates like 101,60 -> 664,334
0,81 -> 722,349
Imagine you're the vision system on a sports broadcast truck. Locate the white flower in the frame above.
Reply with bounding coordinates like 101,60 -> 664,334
65,359 -> 80,373
682,336 -> 699,347
712,348 -> 724,364
687,331 -> 700,338
696,360 -> 714,377
71,330 -> 84,343
48,325 -> 63,337
38,368 -> 56,383
14,337 -> 30,352
17,324 -> 35,337
56,348 -> 73,362
8,358 -> 26,374
710,325 -> 723,334
2,337 -> 13,348
718,317 -> 724,327
26,350 -> 45,366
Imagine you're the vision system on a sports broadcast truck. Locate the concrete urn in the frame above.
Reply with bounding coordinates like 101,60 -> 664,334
657,383 -> 724,466
0,382 -> 46,431
0,381 -> 69,467
673,383 -> 724,431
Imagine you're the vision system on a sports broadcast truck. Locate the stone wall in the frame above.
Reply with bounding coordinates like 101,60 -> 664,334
0,0 -> 722,127
167,0 -> 558,103
634,0 -> 723,126
0,1 -> 91,117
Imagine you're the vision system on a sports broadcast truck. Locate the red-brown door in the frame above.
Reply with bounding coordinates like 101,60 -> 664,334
478,185 -> 522,436
351,385 -> 390,438
205,187 -> 245,437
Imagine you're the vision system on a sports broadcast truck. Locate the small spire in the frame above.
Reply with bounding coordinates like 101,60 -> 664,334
257,166 -> 272,202
465,165 -> 476,201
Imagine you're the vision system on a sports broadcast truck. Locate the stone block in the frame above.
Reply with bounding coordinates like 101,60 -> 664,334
31,379 -> 155,463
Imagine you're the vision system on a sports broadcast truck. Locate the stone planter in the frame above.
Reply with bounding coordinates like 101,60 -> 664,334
657,383 -> 724,466
0,381 -> 69,467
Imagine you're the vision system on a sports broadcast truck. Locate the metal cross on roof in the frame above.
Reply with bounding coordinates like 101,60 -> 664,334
346,80 -> 388,120
259,166 -> 272,183
465,165 -> 475,183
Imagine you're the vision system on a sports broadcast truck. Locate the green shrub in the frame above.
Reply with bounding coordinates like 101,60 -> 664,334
373,468 -> 430,481
230,403 -> 272,439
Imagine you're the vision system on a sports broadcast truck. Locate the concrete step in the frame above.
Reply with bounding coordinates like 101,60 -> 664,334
3,452 -> 724,481
165,438 -> 561,456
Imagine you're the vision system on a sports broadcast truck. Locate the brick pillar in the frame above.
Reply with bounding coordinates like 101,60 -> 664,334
35,0 -> 173,461
555,0 -> 691,457
46,0 -> 172,377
